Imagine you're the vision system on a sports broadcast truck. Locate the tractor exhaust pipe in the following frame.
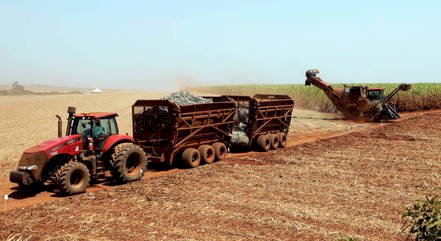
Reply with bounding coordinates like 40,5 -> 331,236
56,115 -> 62,138
66,106 -> 76,136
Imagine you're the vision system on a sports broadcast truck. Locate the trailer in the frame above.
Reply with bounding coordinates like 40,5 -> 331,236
221,94 -> 294,151
132,97 -> 237,168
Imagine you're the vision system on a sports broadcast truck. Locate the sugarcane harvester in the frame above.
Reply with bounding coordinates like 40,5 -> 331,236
305,69 -> 411,121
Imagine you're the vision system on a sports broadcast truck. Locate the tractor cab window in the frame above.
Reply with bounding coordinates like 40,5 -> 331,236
74,118 -> 92,135
367,90 -> 383,101
71,117 -> 118,137
98,118 -> 118,135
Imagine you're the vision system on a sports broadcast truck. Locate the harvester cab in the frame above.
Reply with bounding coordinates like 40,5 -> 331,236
10,106 -> 146,196
366,88 -> 385,101
305,69 -> 411,121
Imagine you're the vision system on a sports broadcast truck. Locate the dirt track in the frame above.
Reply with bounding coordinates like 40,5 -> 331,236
0,111 -> 440,240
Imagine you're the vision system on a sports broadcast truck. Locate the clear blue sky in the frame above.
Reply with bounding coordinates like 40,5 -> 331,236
0,0 -> 440,90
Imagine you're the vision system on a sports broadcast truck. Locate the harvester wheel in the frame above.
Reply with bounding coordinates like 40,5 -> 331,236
270,133 -> 280,149
57,162 -> 90,195
182,148 -> 201,168
278,132 -> 287,148
257,135 -> 271,152
212,142 -> 227,161
199,145 -> 215,164
112,143 -> 147,183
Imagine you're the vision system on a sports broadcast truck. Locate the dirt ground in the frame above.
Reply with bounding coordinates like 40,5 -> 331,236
0,103 -> 439,240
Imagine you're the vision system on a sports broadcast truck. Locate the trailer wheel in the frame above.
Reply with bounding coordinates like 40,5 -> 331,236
257,135 -> 271,152
199,145 -> 215,164
270,133 -> 280,149
278,132 -> 287,148
212,142 -> 227,161
182,148 -> 201,168
57,162 -> 90,195
112,143 -> 147,183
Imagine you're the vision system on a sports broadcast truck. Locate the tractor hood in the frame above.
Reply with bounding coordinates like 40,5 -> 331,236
14,134 -> 83,183
24,134 -> 82,154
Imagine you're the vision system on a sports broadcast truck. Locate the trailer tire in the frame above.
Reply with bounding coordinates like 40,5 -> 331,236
199,145 -> 215,164
212,142 -> 227,161
278,132 -> 287,148
57,162 -> 90,195
112,143 -> 146,183
257,135 -> 271,152
270,133 -> 280,149
182,148 -> 201,168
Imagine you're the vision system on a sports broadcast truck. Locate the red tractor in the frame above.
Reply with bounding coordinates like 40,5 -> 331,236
9,107 -> 146,195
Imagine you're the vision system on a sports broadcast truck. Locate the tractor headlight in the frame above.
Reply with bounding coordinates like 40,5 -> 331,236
18,165 -> 38,171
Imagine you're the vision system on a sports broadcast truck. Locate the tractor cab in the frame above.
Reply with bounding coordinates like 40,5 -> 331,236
367,88 -> 385,101
63,107 -> 119,151
69,113 -> 119,137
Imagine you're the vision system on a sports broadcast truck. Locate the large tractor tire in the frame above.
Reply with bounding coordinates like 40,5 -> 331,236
112,143 -> 147,183
182,148 -> 201,168
270,133 -> 280,149
212,142 -> 227,161
199,145 -> 215,164
256,135 -> 271,152
278,132 -> 287,148
57,162 -> 90,195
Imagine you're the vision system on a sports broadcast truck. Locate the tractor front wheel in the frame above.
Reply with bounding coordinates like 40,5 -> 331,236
112,143 -> 147,183
57,162 -> 90,195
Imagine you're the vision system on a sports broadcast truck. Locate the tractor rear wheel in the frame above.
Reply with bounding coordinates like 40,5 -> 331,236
257,135 -> 271,152
57,162 -> 90,195
112,143 -> 147,183
278,132 -> 287,148
270,133 -> 280,149
199,145 -> 215,164
182,148 -> 201,168
212,142 -> 227,161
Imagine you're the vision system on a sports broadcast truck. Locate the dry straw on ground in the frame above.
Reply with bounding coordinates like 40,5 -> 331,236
1,112 -> 440,241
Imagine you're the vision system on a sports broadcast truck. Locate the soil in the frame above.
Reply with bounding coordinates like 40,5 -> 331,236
0,111 -> 440,240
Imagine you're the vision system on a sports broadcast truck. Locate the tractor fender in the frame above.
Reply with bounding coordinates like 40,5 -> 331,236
101,135 -> 135,153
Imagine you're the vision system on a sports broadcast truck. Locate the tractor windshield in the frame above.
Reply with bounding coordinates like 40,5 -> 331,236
98,118 -> 119,135
71,117 -> 119,136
